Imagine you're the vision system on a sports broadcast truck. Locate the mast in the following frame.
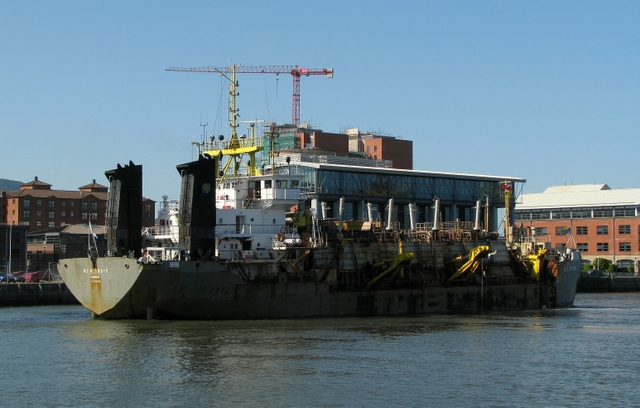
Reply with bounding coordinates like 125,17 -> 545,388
197,64 -> 264,188
502,181 -> 513,246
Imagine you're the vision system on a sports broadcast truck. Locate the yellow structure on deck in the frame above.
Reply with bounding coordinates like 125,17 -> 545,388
447,245 -> 492,282
367,241 -> 415,287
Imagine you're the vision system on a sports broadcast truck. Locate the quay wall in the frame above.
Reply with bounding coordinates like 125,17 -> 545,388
577,277 -> 640,293
0,283 -> 79,307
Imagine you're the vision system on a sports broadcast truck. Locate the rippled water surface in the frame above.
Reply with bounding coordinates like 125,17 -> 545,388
2,293 -> 640,407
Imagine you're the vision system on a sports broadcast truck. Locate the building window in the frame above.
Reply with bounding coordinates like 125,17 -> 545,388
366,146 -> 370,153
82,202 -> 88,210
70,211 -> 75,217
552,211 -> 570,219
374,145 -> 378,152
534,227 -> 547,236
618,260 -> 635,271
24,199 -> 30,208
145,204 -> 151,212
37,199 -> 42,205
81,212 -> 88,220
48,200 -> 55,208
91,213 -> 98,220
531,211 -> 551,220
49,211 -> 55,219
48,222 -> 55,228
70,201 -> 75,207
37,211 -> 42,216
555,243 -> 566,251
619,225 -> 631,234
597,226 -> 608,235
36,221 -> 42,227
593,209 -> 613,218
615,208 -> 635,217
91,202 -> 98,210
576,226 -> 588,235
572,209 -> 592,218
23,211 -> 30,219
555,226 -> 571,236
597,243 -> 609,252
619,242 -> 631,252
577,243 -> 588,252
61,200 -> 66,206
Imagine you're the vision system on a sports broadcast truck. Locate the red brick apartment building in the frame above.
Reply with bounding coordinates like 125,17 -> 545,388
0,177 -> 156,232
291,127 -> 413,170
514,184 -> 640,272
362,135 -> 413,170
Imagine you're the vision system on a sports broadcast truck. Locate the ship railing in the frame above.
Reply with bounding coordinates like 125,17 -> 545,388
200,137 -> 264,153
415,221 -> 477,231
142,225 -> 176,236
216,224 -> 283,235
218,249 -> 277,261
142,247 -> 185,262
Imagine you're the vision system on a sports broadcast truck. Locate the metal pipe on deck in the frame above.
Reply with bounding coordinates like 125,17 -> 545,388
337,197 -> 345,231
432,197 -> 440,231
409,203 -> 418,231
386,198 -> 394,230
474,199 -> 482,231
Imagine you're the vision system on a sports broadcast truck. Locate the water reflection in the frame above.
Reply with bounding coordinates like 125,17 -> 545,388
3,295 -> 640,407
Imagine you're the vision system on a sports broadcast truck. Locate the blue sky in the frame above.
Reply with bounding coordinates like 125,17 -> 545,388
2,1 -> 639,204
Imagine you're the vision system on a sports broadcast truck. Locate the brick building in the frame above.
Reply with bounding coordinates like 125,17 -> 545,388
261,125 -> 413,170
514,184 -> 640,272
0,177 -> 155,232
361,134 -> 413,170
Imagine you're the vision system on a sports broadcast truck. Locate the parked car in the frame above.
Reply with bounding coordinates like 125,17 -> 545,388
24,271 -> 44,283
1,273 -> 25,283
585,270 -> 607,277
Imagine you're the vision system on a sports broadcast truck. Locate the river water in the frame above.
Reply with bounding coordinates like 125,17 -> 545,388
2,293 -> 639,407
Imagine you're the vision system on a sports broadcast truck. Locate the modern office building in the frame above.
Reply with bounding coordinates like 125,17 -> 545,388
514,184 -> 640,271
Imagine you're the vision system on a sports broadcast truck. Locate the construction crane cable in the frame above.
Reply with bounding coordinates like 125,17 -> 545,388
167,64 -> 333,125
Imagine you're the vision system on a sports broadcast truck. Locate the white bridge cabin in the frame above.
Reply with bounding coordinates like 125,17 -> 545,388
215,173 -> 305,260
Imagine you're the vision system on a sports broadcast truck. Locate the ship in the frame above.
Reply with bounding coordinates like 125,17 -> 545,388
58,160 -> 581,319
58,66 -> 581,320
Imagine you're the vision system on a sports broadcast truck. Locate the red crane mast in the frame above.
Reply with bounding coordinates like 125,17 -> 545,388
166,65 -> 333,125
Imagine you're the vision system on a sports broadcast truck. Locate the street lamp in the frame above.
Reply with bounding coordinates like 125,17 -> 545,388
7,218 -> 12,282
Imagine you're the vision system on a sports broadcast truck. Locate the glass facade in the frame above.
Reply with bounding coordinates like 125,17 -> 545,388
290,163 -> 520,230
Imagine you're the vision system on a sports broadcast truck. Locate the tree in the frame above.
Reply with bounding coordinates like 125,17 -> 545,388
592,258 -> 611,271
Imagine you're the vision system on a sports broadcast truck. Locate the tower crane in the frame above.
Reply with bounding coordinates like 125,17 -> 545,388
166,64 -> 334,125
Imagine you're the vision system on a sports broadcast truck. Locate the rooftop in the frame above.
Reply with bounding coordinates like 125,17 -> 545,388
517,184 -> 640,209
